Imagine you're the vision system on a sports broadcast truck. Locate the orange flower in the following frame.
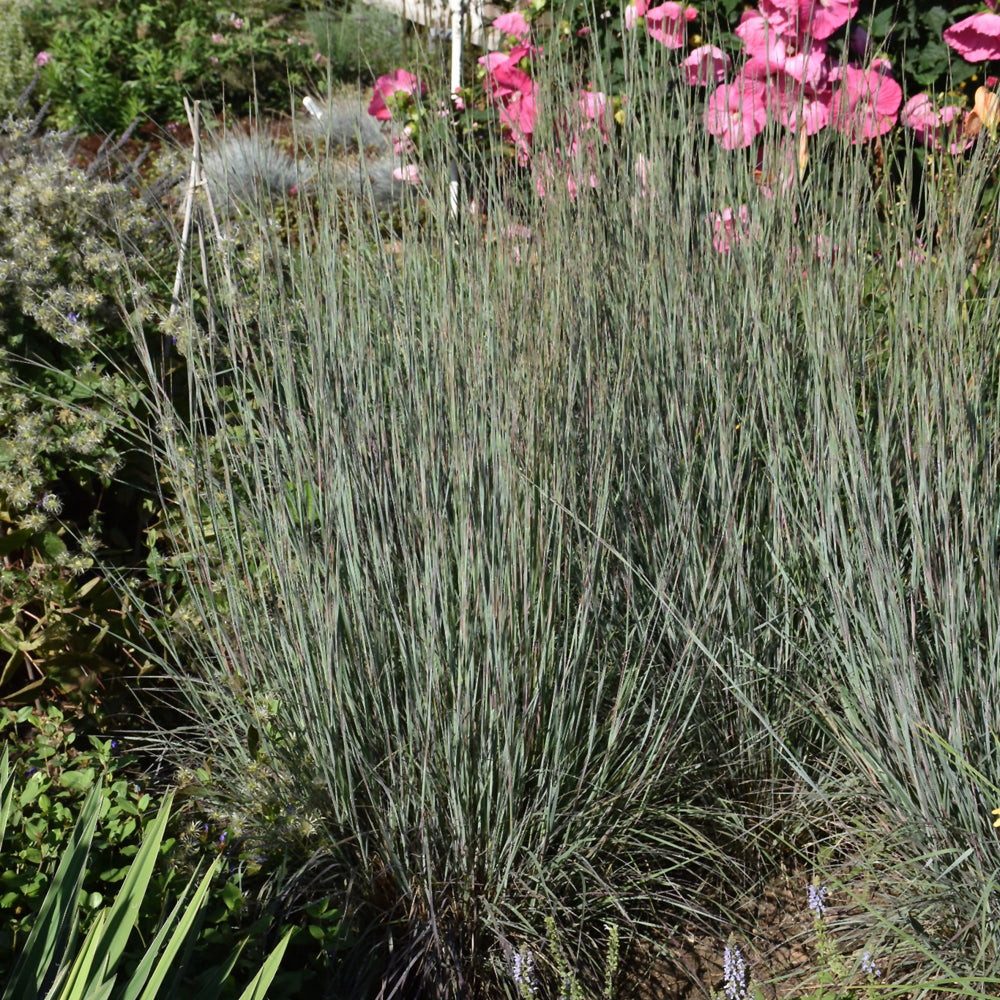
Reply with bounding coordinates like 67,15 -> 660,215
965,86 -> 1000,138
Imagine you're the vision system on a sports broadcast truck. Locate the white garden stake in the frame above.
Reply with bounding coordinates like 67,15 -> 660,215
449,0 -> 466,219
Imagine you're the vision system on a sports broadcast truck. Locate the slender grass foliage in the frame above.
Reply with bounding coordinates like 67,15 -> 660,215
115,31 -> 1000,999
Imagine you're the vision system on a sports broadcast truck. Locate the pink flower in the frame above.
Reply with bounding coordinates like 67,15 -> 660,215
481,44 -> 535,101
781,43 -> 829,88
578,88 -> 608,121
34,50 -> 50,67
211,33 -> 226,44
230,16 -> 244,29
944,13 -> 1000,64
392,164 -> 421,184
210,55 -> 219,64
634,153 -> 655,200
829,64 -> 901,142
481,45 -> 539,158
498,86 -> 538,156
683,45 -> 731,85
709,204 -> 752,254
624,0 -> 651,29
578,89 -> 612,139
644,2 -> 698,48
736,9 -> 786,58
492,11 -> 530,39
368,69 -> 427,120
761,0 -> 859,43
704,75 -> 768,150
776,81 -> 833,134
766,67 -> 833,134
901,94 -> 969,153
392,125 -> 415,156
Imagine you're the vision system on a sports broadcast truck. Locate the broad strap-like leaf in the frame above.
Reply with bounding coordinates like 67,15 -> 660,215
52,909 -> 111,1000
132,862 -> 221,1000
117,867 -> 208,1000
5,780 -> 104,1000
234,928 -> 293,1000
187,941 -> 245,1000
0,747 -> 13,854
83,789 -> 176,983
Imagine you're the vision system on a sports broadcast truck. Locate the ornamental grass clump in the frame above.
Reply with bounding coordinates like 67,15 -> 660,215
201,128 -> 312,215
119,19 -> 1000,1000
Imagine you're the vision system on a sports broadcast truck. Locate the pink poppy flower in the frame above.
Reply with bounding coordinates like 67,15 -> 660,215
578,89 -> 612,139
499,86 -> 538,149
624,0 -> 651,29
34,50 -> 51,67
709,204 -> 752,254
829,64 -> 901,142
704,75 -> 769,150
578,89 -> 608,121
634,153 -> 655,200
492,10 -> 530,39
761,0 -> 859,42
771,73 -> 833,134
481,44 -> 535,101
736,9 -> 783,58
644,2 -> 698,48
368,69 -> 427,120
944,13 -> 1000,64
781,43 -> 829,88
683,45 -> 732,86
392,164 -> 421,184
902,94 -> 949,148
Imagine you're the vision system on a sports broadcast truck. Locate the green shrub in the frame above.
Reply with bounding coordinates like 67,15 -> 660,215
306,1 -> 408,86
0,0 -> 34,117
0,734 -> 293,999
0,704 -> 351,995
21,0 -> 330,133
0,704 -> 165,964
0,114 -> 171,702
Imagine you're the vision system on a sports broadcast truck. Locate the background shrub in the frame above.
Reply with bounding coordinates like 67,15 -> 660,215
0,114 -> 171,704
0,0 -> 35,117
20,0 -> 332,132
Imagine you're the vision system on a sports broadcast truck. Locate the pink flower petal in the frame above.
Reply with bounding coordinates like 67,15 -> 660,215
683,45 -> 732,86
704,76 -> 769,150
944,13 -> 1000,64
492,11 -> 530,39
368,69 -> 427,120
829,65 -> 901,142
645,2 -> 698,48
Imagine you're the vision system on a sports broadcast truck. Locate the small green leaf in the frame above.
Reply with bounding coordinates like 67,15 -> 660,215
60,770 -> 96,793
